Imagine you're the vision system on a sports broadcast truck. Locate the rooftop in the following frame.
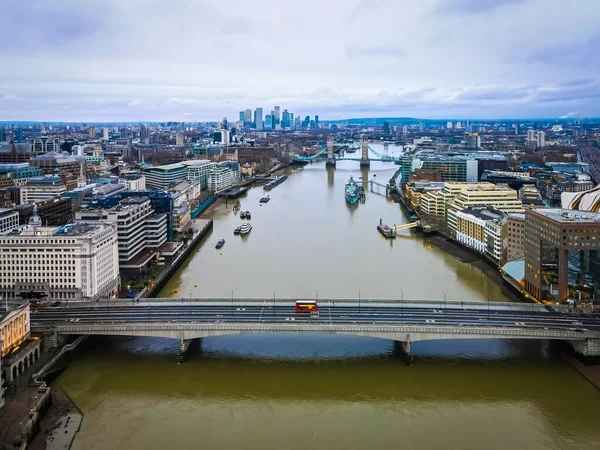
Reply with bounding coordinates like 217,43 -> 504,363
459,206 -> 505,221
2,222 -> 113,237
531,208 -> 600,223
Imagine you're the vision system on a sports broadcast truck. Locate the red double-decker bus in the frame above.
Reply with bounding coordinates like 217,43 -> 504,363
295,300 -> 318,314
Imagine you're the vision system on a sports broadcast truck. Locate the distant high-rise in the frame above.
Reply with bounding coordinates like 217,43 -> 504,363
239,111 -> 245,123
446,122 -> 453,129
176,133 -> 184,146
467,133 -> 481,149
513,123 -> 519,135
14,128 -> 24,143
455,122 -> 462,130
140,124 -> 149,142
537,131 -> 545,148
255,108 -> 263,130
402,125 -> 408,135
282,110 -> 290,128
103,128 -> 109,140
274,106 -> 281,125
383,121 -> 390,135
245,109 -> 252,125
88,126 -> 95,138
265,114 -> 273,130
315,115 -> 319,129
302,116 -> 310,128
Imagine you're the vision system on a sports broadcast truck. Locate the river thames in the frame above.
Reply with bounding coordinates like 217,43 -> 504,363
58,144 -> 600,449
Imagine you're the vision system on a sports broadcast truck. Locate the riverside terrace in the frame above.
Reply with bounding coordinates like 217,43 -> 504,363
30,299 -> 600,363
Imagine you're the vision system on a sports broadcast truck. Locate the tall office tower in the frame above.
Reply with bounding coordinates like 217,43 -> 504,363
245,109 -> 252,125
274,106 -> 281,125
447,122 -> 453,129
302,116 -> 310,128
255,108 -> 263,130
455,122 -> 462,130
527,129 -> 536,146
514,123 -> 519,135
264,115 -> 273,130
288,112 -> 294,128
41,123 -> 46,133
140,124 -> 149,142
239,111 -> 245,123
402,125 -> 408,135
383,121 -> 390,135
315,115 -> 319,128
282,110 -> 290,128
103,128 -> 109,140
295,116 -> 301,128
537,131 -> 545,148
222,117 -> 228,130
88,126 -> 96,138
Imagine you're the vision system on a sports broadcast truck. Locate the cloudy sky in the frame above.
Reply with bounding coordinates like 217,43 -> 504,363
1,0 -> 599,121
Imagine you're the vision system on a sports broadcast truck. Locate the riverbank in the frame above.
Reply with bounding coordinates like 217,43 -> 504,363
560,350 -> 600,390
28,384 -> 82,450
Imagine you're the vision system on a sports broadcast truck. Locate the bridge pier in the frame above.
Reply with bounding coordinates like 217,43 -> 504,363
393,337 -> 413,365
569,339 -> 600,365
360,140 -> 370,167
179,338 -> 199,363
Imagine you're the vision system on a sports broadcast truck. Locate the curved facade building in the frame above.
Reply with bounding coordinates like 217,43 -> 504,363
562,185 -> 600,212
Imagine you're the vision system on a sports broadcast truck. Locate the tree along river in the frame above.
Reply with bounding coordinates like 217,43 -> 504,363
58,144 -> 600,449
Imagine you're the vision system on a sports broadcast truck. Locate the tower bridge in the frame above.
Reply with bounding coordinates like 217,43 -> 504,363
293,140 -> 402,165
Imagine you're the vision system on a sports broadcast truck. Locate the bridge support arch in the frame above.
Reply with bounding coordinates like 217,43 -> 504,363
179,337 -> 200,363
360,140 -> 370,167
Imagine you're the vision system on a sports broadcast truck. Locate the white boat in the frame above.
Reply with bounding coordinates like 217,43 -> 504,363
239,223 -> 252,235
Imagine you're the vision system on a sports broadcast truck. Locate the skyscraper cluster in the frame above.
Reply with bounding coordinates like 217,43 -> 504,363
238,106 -> 319,131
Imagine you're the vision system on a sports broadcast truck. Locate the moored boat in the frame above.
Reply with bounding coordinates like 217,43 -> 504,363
239,223 -> 252,235
234,227 -> 241,235
345,175 -> 361,205
259,196 -> 270,203
215,238 -> 225,249
377,224 -> 396,239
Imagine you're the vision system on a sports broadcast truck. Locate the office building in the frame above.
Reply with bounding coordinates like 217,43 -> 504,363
0,209 -> 18,233
88,126 -> 95,138
29,151 -> 82,182
245,109 -> 252,125
524,209 -> 600,303
255,108 -> 263,130
20,176 -> 67,203
15,197 -> 73,226
30,138 -> 61,154
467,133 -> 481,149
119,173 -> 146,191
239,111 -> 245,123
447,122 -> 453,129
446,185 -> 522,235
537,131 -> 545,148
402,125 -> 408,135
208,165 -> 240,191
144,163 -> 187,189
0,143 -> 35,164
456,206 -> 505,262
103,128 -> 109,140
274,106 -> 280,125
0,163 -> 43,186
506,213 -> 525,262
183,160 -> 216,189
264,115 -> 273,130
0,221 -> 120,302
176,133 -> 184,146
76,196 -> 168,269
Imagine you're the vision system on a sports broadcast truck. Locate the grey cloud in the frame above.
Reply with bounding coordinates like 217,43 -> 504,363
345,44 -> 405,58
437,0 -> 527,14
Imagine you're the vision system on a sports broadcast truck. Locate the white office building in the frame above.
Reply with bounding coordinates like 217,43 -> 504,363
75,196 -> 168,269
208,166 -> 239,191
183,160 -> 217,189
0,222 -> 120,301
